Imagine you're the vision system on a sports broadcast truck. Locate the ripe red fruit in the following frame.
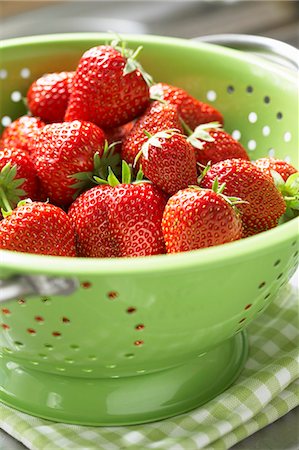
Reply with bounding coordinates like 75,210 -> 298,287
200,159 -> 286,237
162,186 -> 242,253
27,71 -> 75,123
187,122 -> 249,166
104,120 -> 136,154
0,201 -> 76,256
122,100 -> 184,166
68,166 -> 167,257
150,82 -> 223,130
32,120 -> 106,207
65,44 -> 151,128
138,129 -> 198,195
0,147 -> 39,204
0,115 -> 45,155
254,158 -> 297,182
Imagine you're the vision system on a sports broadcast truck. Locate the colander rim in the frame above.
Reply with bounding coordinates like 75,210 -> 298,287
1,32 -> 298,83
0,33 -> 298,275
1,219 -> 297,274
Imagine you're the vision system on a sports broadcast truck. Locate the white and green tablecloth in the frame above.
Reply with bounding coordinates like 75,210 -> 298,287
1,280 -> 298,450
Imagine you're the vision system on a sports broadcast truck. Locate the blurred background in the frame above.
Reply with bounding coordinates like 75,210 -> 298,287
1,0 -> 299,47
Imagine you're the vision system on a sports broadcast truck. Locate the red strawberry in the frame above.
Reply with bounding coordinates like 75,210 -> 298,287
254,158 -> 299,220
68,163 -> 167,257
65,43 -> 151,128
27,71 -> 75,123
138,129 -> 198,195
122,100 -> 184,166
162,185 -> 242,253
254,158 -> 297,182
186,122 -> 249,166
32,120 -> 106,207
0,147 -> 39,209
0,115 -> 45,155
0,200 -> 76,256
104,120 -> 136,154
150,83 -> 223,130
200,159 -> 286,237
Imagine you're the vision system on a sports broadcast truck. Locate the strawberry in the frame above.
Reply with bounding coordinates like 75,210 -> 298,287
68,162 -> 167,257
137,129 -> 198,195
0,147 -> 39,211
186,122 -> 249,166
0,115 -> 45,155
122,100 -> 184,166
254,158 -> 297,182
254,158 -> 299,219
32,120 -> 106,207
104,120 -> 136,154
65,41 -> 151,128
200,159 -> 286,237
0,200 -> 76,256
27,71 -> 75,123
162,183 -> 242,253
150,82 -> 223,130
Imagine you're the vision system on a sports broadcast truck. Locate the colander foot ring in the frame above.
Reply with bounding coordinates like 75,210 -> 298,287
0,331 -> 248,425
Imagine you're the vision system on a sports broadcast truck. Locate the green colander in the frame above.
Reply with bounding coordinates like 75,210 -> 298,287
0,33 -> 298,426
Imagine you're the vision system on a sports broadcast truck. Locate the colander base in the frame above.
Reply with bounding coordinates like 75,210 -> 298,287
0,331 -> 248,426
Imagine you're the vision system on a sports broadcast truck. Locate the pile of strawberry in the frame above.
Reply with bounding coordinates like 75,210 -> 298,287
0,39 -> 298,258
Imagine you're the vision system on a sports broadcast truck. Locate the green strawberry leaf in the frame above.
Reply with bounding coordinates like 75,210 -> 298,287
141,128 -> 181,159
69,141 -> 121,198
121,160 -> 132,184
136,165 -> 144,181
107,167 -> 120,187
271,170 -> 299,218
271,169 -> 285,190
197,161 -> 211,185
285,172 -> 299,195
187,121 -> 222,150
111,37 -> 154,87
0,162 -> 28,216
93,176 -> 108,185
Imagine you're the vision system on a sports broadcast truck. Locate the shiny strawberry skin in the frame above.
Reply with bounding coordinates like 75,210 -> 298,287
122,101 -> 184,166
104,120 -> 136,154
32,120 -> 106,207
254,158 -> 297,182
150,83 -> 223,129
27,71 -> 75,123
65,45 -> 150,128
68,185 -> 119,258
162,188 -> 242,253
109,183 -> 167,257
142,132 -> 198,195
0,147 -> 39,201
200,159 -> 286,237
0,115 -> 45,155
0,202 -> 76,256
194,129 -> 249,166
68,182 -> 167,257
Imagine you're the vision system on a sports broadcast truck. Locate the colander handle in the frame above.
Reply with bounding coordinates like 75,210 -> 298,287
0,275 -> 79,303
193,34 -> 299,71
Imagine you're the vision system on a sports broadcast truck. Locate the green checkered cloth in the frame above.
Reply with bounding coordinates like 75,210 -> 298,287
1,281 -> 298,450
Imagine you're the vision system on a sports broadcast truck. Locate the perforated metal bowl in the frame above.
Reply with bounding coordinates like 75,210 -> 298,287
0,33 -> 298,426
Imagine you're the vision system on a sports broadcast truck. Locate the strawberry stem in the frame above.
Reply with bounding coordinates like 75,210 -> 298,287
197,161 -> 211,185
180,117 -> 193,136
